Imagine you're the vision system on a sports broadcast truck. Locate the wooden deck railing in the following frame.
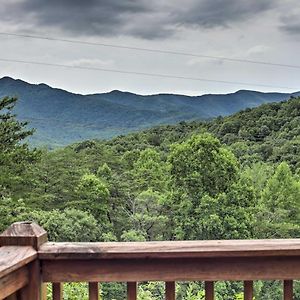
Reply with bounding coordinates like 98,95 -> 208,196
0,222 -> 300,299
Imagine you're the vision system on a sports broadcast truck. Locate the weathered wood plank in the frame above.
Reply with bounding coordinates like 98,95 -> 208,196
38,239 -> 300,260
127,282 -> 137,300
41,256 -> 300,282
89,282 -> 99,300
165,281 -> 175,300
52,282 -> 63,300
0,266 -> 29,299
283,280 -> 293,300
18,260 -> 43,300
244,281 -> 253,300
205,281 -> 214,300
0,246 -> 37,279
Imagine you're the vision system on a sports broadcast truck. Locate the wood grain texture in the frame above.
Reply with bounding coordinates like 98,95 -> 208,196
205,281 -> 214,300
0,222 -> 47,250
165,282 -> 175,300
89,282 -> 99,300
41,256 -> 300,282
0,246 -> 37,279
284,280 -> 293,300
18,260 -> 43,300
0,266 -> 28,299
38,239 -> 300,260
244,281 -> 253,300
52,282 -> 63,300
127,282 -> 137,300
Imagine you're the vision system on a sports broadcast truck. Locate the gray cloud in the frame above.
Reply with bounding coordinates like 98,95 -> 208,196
280,11 -> 300,36
173,0 -> 276,28
15,0 -> 151,36
1,0 -> 279,39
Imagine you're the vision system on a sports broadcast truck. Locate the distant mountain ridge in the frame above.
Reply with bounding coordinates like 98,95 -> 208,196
0,76 -> 299,147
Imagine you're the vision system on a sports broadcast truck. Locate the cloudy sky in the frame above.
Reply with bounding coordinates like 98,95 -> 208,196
0,0 -> 299,95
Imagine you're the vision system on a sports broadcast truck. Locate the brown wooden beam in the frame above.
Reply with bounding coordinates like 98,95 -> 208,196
38,239 -> 300,260
0,246 -> 36,279
18,260 -> 43,300
0,267 -> 29,299
41,256 -> 300,282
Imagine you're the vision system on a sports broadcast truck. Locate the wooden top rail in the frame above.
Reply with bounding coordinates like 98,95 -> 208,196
39,239 -> 300,260
39,239 -> 300,283
0,246 -> 37,278
0,246 -> 37,299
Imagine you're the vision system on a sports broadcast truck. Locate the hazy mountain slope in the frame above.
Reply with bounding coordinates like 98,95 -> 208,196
0,76 -> 298,147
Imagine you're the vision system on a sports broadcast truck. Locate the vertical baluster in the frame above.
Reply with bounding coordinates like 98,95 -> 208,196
205,281 -> 214,300
283,280 -> 293,300
89,282 -> 99,300
127,282 -> 137,300
244,281 -> 253,300
165,281 -> 175,300
53,282 -> 63,300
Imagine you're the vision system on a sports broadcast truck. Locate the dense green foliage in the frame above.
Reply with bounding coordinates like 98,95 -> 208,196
1,95 -> 300,299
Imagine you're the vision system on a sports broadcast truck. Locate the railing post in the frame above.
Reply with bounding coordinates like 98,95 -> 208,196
0,221 -> 48,300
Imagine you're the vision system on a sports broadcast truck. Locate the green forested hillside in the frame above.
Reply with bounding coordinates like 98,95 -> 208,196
1,96 -> 300,299
1,76 -> 299,147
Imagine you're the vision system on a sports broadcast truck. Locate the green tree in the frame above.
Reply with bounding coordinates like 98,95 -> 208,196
124,189 -> 169,240
255,162 -> 300,238
0,96 -> 39,197
18,208 -> 100,242
131,148 -> 169,192
168,134 -> 241,240
262,162 -> 300,219
168,133 -> 238,199
74,173 -> 110,222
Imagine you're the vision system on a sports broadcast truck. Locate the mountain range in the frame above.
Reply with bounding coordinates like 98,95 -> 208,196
0,76 -> 299,147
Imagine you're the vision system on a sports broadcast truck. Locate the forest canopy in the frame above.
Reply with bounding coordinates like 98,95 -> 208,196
1,95 -> 300,299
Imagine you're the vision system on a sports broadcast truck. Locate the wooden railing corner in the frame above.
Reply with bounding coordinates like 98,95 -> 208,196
0,221 -> 48,300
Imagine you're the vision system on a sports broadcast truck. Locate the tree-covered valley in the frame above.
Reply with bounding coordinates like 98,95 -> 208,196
1,76 -> 299,147
1,95 -> 300,299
